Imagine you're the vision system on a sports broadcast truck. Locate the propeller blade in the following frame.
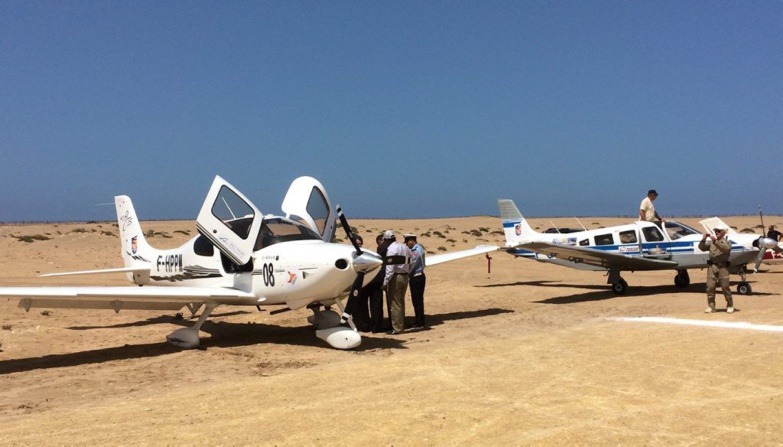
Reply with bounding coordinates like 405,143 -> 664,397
754,248 -> 767,272
336,204 -> 362,255
340,272 -> 365,325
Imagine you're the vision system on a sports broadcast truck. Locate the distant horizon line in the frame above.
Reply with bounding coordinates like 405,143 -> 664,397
1,213 -> 778,226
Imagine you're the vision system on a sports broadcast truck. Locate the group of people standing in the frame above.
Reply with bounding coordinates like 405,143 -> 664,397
353,230 -> 426,335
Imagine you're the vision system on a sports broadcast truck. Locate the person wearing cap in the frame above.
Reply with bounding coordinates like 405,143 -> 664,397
404,233 -> 426,329
639,190 -> 664,222
382,230 -> 412,334
698,227 -> 734,314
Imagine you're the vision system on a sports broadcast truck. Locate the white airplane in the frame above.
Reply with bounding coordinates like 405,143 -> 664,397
0,176 -> 496,350
497,199 -> 778,295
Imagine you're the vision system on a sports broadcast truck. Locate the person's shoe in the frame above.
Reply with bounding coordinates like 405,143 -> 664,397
727,307 -> 735,313
386,329 -> 403,335
705,307 -> 715,313
410,323 -> 424,329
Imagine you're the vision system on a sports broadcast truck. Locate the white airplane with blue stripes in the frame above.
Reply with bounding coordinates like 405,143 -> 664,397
497,199 -> 777,295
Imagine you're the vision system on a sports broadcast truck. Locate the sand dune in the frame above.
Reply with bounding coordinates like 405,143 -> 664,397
1,214 -> 782,444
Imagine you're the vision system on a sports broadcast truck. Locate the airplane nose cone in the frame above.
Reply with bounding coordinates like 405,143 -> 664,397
759,237 -> 778,249
352,252 -> 383,274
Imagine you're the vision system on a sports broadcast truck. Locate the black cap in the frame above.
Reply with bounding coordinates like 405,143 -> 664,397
648,189 -> 658,196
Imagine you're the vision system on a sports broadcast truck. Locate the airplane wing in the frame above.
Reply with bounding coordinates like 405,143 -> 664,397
426,245 -> 499,267
0,286 -> 260,312
515,242 -> 679,270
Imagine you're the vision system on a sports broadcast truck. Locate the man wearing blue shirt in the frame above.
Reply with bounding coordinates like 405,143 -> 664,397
405,234 -> 427,329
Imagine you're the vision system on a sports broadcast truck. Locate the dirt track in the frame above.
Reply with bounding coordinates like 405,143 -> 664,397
1,215 -> 782,445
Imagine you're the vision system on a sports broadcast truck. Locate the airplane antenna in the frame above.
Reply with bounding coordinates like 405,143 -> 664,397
574,217 -> 587,231
221,197 -> 237,219
549,220 -> 560,233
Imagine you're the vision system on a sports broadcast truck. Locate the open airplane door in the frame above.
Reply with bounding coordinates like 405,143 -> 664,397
281,176 -> 337,242
196,175 -> 263,266
699,217 -> 738,236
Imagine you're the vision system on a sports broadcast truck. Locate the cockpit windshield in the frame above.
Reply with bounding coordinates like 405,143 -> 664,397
664,221 -> 700,240
254,217 -> 322,250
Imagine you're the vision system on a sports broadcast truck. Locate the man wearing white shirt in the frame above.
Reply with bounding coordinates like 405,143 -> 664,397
382,230 -> 412,335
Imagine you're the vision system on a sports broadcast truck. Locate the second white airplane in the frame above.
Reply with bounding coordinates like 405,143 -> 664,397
498,199 -> 777,295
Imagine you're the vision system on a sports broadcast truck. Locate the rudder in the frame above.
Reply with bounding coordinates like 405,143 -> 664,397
497,199 -> 538,247
115,195 -> 153,268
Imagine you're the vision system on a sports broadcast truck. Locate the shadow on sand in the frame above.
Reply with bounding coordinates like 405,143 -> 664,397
476,279 -> 774,304
0,308 -> 511,374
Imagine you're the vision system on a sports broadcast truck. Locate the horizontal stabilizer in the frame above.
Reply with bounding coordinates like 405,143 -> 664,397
427,245 -> 499,267
40,266 -> 150,277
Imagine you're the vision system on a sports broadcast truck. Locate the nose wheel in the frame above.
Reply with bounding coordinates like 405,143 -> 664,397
735,268 -> 752,295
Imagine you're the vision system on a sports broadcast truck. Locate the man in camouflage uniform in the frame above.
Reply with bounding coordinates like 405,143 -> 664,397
698,227 -> 734,313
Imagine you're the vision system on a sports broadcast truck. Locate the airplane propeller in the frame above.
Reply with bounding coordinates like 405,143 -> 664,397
336,205 -> 373,326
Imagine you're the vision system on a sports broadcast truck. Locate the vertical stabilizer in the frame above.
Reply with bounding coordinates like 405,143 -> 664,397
497,199 -> 539,247
115,195 -> 154,270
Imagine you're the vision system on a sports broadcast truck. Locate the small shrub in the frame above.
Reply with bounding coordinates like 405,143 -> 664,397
438,246 -> 447,251
2,324 -> 11,331
72,228 -> 88,233
16,234 -> 51,243
174,230 -> 191,235
40,310 -> 50,316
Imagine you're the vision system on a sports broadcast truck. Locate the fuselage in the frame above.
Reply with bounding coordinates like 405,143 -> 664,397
504,220 -> 760,271
130,217 -> 380,309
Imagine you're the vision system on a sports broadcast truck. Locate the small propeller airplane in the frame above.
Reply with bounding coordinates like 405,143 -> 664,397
0,176 -> 496,350
497,199 -> 778,295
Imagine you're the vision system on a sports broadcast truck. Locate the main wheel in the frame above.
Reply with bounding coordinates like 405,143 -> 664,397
736,282 -> 752,295
612,278 -> 628,295
674,272 -> 690,288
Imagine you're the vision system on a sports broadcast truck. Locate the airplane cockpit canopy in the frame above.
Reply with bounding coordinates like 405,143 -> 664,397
254,217 -> 322,250
663,221 -> 700,240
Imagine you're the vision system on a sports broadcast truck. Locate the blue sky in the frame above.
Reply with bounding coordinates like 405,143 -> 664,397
1,1 -> 781,222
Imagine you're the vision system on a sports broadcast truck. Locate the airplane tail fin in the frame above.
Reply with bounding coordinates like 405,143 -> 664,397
497,199 -> 539,247
115,195 -> 154,269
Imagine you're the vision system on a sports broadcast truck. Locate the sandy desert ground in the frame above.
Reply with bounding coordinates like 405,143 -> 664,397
1,214 -> 783,445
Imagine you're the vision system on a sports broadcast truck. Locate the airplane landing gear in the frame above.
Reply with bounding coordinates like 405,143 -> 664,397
612,278 -> 628,295
735,268 -> 752,295
674,270 -> 690,288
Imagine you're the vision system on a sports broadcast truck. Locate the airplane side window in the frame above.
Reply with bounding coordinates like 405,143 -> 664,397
619,230 -> 637,244
642,227 -> 664,242
306,187 -> 329,235
193,235 -> 215,257
579,239 -> 589,246
211,186 -> 255,240
594,233 -> 614,246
